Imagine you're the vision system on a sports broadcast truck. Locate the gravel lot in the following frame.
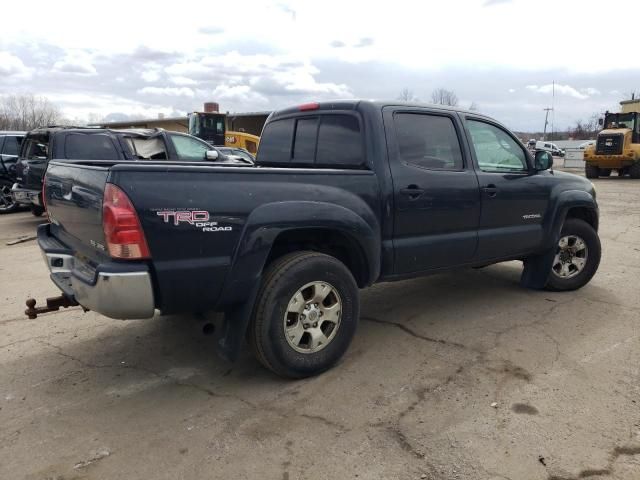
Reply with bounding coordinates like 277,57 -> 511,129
1,174 -> 639,480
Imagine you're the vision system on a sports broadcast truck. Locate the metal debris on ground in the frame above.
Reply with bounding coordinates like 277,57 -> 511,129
6,235 -> 37,246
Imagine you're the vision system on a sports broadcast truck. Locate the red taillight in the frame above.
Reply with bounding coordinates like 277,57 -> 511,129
299,102 -> 319,111
102,183 -> 150,259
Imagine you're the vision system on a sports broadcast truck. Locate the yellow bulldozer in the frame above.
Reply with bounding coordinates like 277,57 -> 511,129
188,110 -> 260,155
584,99 -> 640,178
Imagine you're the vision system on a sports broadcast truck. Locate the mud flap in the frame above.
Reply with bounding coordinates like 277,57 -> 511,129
216,283 -> 260,362
520,247 -> 555,290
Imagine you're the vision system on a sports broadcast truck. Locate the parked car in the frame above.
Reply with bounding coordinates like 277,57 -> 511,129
0,131 -> 26,214
535,141 -> 565,157
33,100 -> 600,378
12,127 -> 244,215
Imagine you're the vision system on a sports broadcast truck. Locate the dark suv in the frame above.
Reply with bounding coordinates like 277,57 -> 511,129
12,126 -> 236,215
0,131 -> 26,214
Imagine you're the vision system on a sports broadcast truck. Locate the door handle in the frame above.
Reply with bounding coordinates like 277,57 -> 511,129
400,185 -> 425,200
482,184 -> 498,198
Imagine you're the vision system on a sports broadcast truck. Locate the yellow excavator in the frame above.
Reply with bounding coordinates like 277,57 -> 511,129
583,98 -> 640,178
188,111 -> 260,154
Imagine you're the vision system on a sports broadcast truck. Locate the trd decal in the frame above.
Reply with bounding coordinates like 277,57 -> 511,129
157,210 -> 210,225
155,209 -> 233,232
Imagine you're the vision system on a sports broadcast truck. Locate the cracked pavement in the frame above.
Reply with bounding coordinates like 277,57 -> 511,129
1,175 -> 639,480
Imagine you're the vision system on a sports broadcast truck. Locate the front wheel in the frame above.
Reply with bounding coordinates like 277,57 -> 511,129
0,182 -> 19,214
248,251 -> 359,378
585,164 -> 600,179
545,218 -> 601,291
629,162 -> 640,179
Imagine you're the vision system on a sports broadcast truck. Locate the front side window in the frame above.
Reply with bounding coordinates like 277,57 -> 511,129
394,113 -> 463,170
170,134 -> 210,161
467,120 -> 528,172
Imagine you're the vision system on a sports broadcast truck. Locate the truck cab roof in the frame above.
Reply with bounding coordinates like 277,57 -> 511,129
270,99 -> 489,119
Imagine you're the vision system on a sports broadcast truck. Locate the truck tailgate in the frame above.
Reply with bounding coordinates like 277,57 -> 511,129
45,162 -> 109,256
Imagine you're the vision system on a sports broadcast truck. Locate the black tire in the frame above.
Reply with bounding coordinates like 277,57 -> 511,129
629,162 -> 640,179
248,251 -> 359,378
31,205 -> 45,217
600,168 -> 612,177
585,164 -> 600,179
545,218 -> 601,292
0,182 -> 19,214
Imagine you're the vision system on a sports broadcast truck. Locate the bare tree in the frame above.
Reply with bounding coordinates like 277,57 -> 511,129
0,94 -> 62,131
430,88 -> 458,106
398,88 -> 417,102
469,101 -> 479,111
570,112 -> 602,139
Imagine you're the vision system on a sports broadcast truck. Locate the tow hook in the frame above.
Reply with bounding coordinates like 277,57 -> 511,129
25,295 -> 81,319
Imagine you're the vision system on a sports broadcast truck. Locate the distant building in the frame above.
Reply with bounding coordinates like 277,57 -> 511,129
91,106 -> 271,137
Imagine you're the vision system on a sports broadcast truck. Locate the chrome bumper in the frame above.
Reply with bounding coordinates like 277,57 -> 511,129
38,225 -> 155,319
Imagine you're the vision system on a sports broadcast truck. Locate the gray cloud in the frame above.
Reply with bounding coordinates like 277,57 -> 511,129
330,40 -> 346,48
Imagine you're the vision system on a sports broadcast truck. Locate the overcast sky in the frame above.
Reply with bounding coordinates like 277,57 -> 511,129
1,0 -> 638,131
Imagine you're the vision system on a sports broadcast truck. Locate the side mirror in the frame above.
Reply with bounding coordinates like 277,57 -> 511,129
598,118 -> 604,126
205,150 -> 219,161
535,150 -> 553,171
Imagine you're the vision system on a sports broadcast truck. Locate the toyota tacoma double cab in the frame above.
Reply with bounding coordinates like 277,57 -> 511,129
33,100 -> 601,378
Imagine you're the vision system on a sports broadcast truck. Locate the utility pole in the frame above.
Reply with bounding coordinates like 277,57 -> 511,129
543,107 -> 553,141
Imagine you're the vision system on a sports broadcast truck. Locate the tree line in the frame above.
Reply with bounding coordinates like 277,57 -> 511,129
0,94 -> 62,131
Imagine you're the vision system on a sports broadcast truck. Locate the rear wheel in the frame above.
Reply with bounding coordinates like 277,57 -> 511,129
248,251 -> 359,378
585,164 -> 600,179
545,218 -> 600,291
0,182 -> 18,214
629,162 -> 640,179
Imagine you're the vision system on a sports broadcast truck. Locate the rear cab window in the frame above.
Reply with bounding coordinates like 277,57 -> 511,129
257,114 -> 365,168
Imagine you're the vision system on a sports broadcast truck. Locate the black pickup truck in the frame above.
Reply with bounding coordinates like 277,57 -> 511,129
12,126 -> 245,215
34,100 -> 600,378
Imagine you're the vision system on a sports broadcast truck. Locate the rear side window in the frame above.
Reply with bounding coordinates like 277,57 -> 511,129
258,114 -> 364,168
394,113 -> 463,170
65,134 -> 119,160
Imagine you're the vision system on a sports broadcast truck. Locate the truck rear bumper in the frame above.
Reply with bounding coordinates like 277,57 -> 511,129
37,224 -> 155,319
11,183 -> 41,206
